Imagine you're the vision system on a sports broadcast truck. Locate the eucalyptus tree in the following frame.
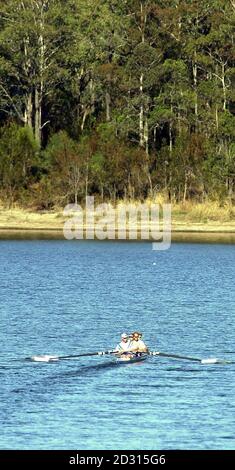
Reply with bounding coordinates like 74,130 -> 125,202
0,0 -> 69,147
121,1 -> 162,153
60,0 -> 127,136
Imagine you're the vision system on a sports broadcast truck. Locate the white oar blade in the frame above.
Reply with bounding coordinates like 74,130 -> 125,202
201,358 -> 228,365
30,355 -> 59,362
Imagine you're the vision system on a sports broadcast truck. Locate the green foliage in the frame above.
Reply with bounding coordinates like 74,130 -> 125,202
218,112 -> 235,139
0,123 -> 38,205
44,131 -> 84,205
0,0 -> 234,205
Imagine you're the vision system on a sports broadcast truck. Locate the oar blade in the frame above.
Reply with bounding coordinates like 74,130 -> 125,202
29,355 -> 59,362
201,358 -> 232,365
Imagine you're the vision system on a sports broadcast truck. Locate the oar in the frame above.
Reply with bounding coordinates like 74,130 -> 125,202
150,351 -> 229,364
28,350 -> 117,363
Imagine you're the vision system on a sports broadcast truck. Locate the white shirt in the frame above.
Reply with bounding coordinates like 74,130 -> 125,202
115,340 -> 132,352
130,339 -> 147,351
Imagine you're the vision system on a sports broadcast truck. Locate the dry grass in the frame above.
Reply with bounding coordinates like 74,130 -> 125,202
0,199 -> 235,232
0,206 -> 65,229
172,200 -> 235,223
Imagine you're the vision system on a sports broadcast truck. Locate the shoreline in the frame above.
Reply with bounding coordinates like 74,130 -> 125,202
0,206 -> 235,239
1,226 -> 235,233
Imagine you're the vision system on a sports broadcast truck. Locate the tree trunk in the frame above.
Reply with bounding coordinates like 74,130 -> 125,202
75,68 -> 84,127
215,106 -> 219,131
35,88 -> 42,145
139,2 -> 146,148
23,34 -> 33,129
169,100 -> 173,153
193,13 -> 199,126
169,121 -> 173,154
164,161 -> 168,193
146,166 -> 153,198
24,92 -> 33,128
153,126 -> 157,145
90,78 -> 95,114
221,63 -> 227,111
85,160 -> 89,198
228,177 -> 233,199
105,91 -> 111,122
193,52 -> 198,122
183,172 -> 188,202
139,73 -> 144,147
81,108 -> 89,131
35,6 -> 46,148
144,118 -> 149,156
176,113 -> 180,135
74,190 -> 78,205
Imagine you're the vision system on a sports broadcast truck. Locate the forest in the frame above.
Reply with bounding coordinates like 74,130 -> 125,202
0,0 -> 234,209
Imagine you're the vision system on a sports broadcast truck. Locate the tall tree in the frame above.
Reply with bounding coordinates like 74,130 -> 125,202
0,0 -> 69,147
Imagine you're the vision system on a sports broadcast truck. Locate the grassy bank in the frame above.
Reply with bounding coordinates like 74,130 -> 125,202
0,200 -> 235,233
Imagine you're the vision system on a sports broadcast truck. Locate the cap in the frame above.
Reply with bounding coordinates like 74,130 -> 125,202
121,333 -> 129,339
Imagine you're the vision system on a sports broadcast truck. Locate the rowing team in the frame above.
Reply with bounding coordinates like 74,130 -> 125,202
114,332 -> 149,360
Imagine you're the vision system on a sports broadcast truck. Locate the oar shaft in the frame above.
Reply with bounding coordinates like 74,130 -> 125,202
152,352 -> 229,365
151,351 -> 201,362
57,350 -> 116,360
28,350 -> 117,362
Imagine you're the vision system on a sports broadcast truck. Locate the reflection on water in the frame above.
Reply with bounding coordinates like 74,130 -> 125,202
0,230 -> 64,240
172,232 -> 235,244
0,229 -> 235,244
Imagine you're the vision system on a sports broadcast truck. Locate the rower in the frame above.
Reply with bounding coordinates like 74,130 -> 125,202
130,331 -> 149,353
115,333 -> 132,354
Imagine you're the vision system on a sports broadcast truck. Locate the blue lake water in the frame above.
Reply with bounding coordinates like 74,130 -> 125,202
0,240 -> 235,450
